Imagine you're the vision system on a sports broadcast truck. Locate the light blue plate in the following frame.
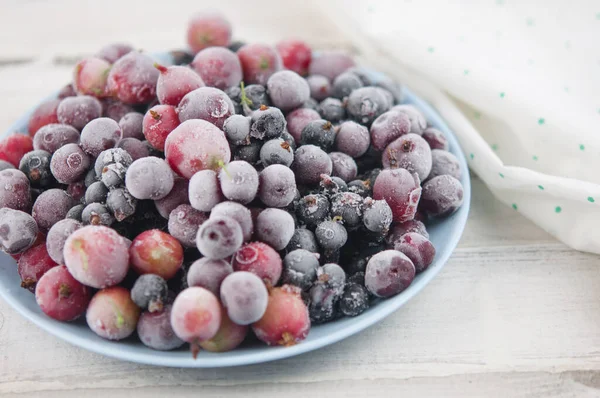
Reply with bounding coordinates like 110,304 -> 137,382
0,67 -> 470,368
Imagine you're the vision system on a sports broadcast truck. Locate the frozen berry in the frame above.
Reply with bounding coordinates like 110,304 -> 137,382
365,250 -> 415,298
165,119 -> 231,179
95,43 -> 133,63
66,181 -> 86,202
86,286 -> 140,340
187,257 -> 232,296
391,104 -> 427,135
286,228 -> 319,253
142,104 -> 180,151
118,112 -> 144,140
218,160 -> 259,204
335,121 -> 370,158
50,143 -> 91,184
130,229 -> 183,279
106,187 -> 137,221
73,57 -> 111,97
57,95 -> 102,130
292,145 -> 332,185
187,12 -> 232,53
422,127 -> 449,151
332,71 -> 363,99
362,197 -> 393,234
196,216 -> 243,259
250,105 -> 286,140
80,117 -> 123,157
237,44 -> 282,85
393,232 -> 436,272
66,204 -> 84,221
125,157 -> 174,200
18,244 -> 58,292
223,114 -> 251,145
309,51 -> 355,81
233,241 -> 282,286
155,64 -> 205,106
420,175 -> 464,217
233,140 -> 262,165
106,52 -> 159,105
286,107 -> 321,144
170,287 -> 222,351
370,110 -> 411,151
32,189 -> 76,231
226,83 -> 270,113
17,150 -> 50,188
0,134 -> 34,167
329,152 -> 358,182
373,168 -> 421,223
317,97 -> 346,123
102,99 -> 135,121
283,249 -> 319,290
131,274 -> 169,312
255,208 -> 295,250
259,138 -> 294,167
137,305 -> 185,351
82,203 -> 115,226
347,87 -> 391,125
189,169 -> 223,211
276,39 -> 311,76
315,220 -> 348,251
177,87 -> 235,129
0,208 -> 38,254
46,218 -> 81,264
296,194 -> 330,228
300,119 -> 335,151
32,124 -> 79,154
117,138 -> 150,160
64,225 -> 130,288
210,201 -> 253,242
347,179 -> 371,198
28,99 -> 60,135
198,309 -> 248,352
168,204 -> 207,248
267,70 -> 310,111
330,192 -> 363,229
0,169 -> 31,212
154,177 -> 189,219
258,164 -> 296,208
338,283 -> 369,317
429,149 -> 462,180
191,47 -> 242,90
319,174 -> 348,197
382,133 -> 432,181
386,220 -> 429,247
220,271 -> 268,325
35,265 -> 91,321
253,285 -> 310,346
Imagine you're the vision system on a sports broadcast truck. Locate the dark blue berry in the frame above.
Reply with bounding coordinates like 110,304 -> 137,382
131,274 -> 168,312
300,119 -> 335,151
296,194 -> 330,228
317,98 -> 345,123
338,283 -> 369,317
283,249 -> 320,290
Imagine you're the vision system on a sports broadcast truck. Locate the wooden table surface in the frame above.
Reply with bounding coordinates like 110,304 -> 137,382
1,1 -> 599,397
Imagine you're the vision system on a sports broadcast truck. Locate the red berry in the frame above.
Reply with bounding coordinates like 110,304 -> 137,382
286,108 -> 320,144
191,47 -> 242,90
0,169 -> 31,212
73,57 -> 111,97
106,52 -> 159,105
18,243 -> 58,292
0,134 -> 33,167
164,119 -> 231,179
64,225 -> 130,289
237,44 -> 282,85
36,265 -> 91,322
129,229 -> 183,280
393,232 -> 436,272
86,286 -> 140,340
186,13 -> 232,54
198,308 -> 248,352
309,51 -> 355,81
137,305 -> 185,351
177,87 -> 235,129
28,99 -> 60,136
170,287 -> 222,356
373,168 -> 421,223
276,39 -> 312,76
155,64 -> 205,106
232,241 -> 282,286
95,43 -> 134,64
154,178 -> 189,219
142,105 -> 180,151
365,250 -> 415,298
252,285 -> 310,346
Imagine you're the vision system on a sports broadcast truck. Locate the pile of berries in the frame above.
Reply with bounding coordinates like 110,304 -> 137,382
0,12 -> 464,355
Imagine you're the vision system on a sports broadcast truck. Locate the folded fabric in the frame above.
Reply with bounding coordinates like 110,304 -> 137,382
313,0 -> 600,253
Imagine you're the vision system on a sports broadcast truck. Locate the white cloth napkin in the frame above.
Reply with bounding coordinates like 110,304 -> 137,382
314,0 -> 600,254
